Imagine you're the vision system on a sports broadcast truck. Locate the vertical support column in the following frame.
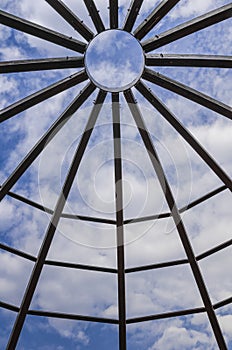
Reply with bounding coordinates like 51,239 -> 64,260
112,93 -> 127,350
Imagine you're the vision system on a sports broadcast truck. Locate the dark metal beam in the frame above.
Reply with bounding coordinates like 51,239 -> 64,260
124,211 -> 171,224
7,191 -> 53,215
28,309 -> 118,324
0,242 -> 36,262
83,0 -> 105,33
5,189 -> 116,225
142,68 -> 232,120
0,10 -> 86,53
214,297 -> 232,310
109,0 -> 118,29
197,238 -> 232,261
179,185 -> 227,213
126,258 -> 188,273
45,259 -> 117,273
0,56 -> 84,74
145,54 -> 232,68
46,0 -> 94,41
0,70 -> 88,123
134,0 -> 181,40
112,93 -> 127,350
0,301 -> 19,313
124,185 -> 227,225
123,89 -> 227,350
6,90 -> 106,350
60,212 -> 115,224
127,307 -> 205,324
123,0 -> 143,32
142,4 -> 232,52
0,82 -> 95,202
135,80 -> 232,190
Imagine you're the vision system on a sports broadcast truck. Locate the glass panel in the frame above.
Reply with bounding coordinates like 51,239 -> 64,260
18,316 -> 119,350
127,313 -> 217,350
32,265 -> 118,319
126,264 -> 203,319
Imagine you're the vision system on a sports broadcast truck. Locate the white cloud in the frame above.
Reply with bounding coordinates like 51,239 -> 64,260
76,330 -> 90,345
148,325 -> 211,350
0,251 -> 33,305
218,314 -> 232,339
170,0 -> 231,20
0,75 -> 19,106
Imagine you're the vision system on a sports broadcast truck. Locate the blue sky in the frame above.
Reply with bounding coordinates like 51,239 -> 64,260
0,0 -> 232,349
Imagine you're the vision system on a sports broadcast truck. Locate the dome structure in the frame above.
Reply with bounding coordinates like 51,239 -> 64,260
0,1 -> 231,349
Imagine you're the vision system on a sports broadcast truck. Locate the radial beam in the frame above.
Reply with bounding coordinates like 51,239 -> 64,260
6,90 -> 106,350
123,89 -> 227,350
0,70 -> 88,123
0,56 -> 84,74
134,0 -> 181,40
142,4 -> 232,52
135,81 -> 232,190
109,0 -> 118,29
0,10 -> 86,53
45,0 -> 94,41
83,0 -> 105,33
0,82 -> 95,202
112,93 -> 127,350
122,0 -> 143,32
145,54 -> 232,68
142,68 -> 232,120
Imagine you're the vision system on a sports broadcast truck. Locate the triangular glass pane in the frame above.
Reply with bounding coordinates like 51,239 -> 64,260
62,95 -> 116,219
134,86 -> 227,207
120,96 -> 170,220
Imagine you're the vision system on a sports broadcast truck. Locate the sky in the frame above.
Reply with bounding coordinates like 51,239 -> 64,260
0,0 -> 232,349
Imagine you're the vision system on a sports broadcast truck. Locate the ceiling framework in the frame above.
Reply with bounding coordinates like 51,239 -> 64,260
0,1 -> 231,349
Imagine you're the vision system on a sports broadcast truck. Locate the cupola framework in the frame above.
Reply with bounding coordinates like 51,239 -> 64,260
0,1 -> 231,349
